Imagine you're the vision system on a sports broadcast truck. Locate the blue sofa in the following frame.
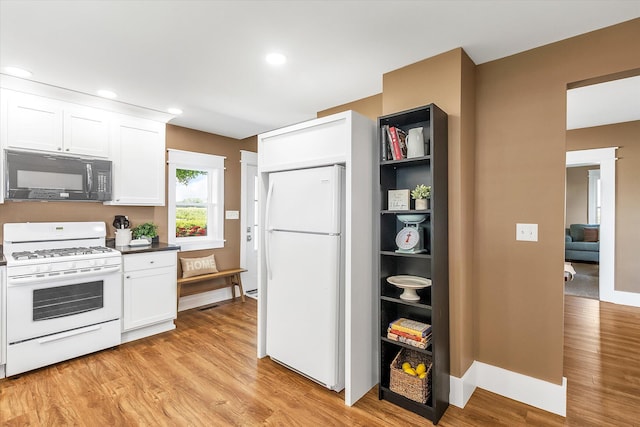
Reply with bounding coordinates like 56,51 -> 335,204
565,224 -> 599,263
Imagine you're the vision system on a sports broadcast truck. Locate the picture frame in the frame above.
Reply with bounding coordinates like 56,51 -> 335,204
388,189 -> 410,211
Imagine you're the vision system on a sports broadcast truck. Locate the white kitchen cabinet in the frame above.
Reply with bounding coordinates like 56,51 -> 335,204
1,266 -> 5,378
121,251 -> 177,343
108,114 -> 166,206
1,89 -> 110,158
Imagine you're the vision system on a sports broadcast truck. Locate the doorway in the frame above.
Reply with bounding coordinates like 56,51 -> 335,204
240,150 -> 258,299
565,163 -> 600,300
566,148 -> 616,302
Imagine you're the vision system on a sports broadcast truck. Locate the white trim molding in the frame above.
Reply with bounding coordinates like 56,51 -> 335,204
450,361 -> 567,417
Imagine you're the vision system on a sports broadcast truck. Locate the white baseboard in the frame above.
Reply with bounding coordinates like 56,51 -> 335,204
601,289 -> 640,308
178,287 -> 233,311
121,320 -> 176,344
449,361 -> 567,417
449,365 -> 477,408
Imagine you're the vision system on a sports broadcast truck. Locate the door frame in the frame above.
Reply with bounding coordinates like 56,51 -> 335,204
565,147 -> 640,306
240,150 -> 258,283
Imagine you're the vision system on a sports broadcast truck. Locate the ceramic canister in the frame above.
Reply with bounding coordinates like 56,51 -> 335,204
406,127 -> 425,158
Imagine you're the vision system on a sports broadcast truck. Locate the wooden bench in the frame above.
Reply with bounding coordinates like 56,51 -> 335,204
177,268 -> 247,308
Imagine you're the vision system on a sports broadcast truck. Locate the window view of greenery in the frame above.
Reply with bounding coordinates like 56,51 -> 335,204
176,168 -> 208,238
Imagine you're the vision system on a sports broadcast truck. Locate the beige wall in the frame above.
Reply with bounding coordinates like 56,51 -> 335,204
166,126 -> 257,272
474,19 -> 640,384
567,121 -> 640,293
0,125 -> 257,274
318,93 -> 382,122
382,48 -> 477,378
565,166 -> 591,227
317,19 -> 640,386
320,49 -> 477,378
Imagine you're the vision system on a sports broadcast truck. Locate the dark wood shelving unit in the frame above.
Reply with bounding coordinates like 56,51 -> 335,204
377,104 -> 449,425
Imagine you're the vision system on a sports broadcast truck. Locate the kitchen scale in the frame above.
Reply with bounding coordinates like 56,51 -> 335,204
395,214 -> 427,254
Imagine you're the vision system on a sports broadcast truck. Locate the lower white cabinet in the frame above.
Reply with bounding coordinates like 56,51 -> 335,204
122,251 -> 177,342
1,266 -> 5,378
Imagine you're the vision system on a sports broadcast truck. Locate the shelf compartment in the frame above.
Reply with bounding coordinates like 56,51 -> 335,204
380,165 -> 432,211
379,386 -> 434,419
379,215 -> 431,254
379,255 -> 432,282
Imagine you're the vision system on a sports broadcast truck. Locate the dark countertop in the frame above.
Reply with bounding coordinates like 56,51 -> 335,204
106,239 -> 180,255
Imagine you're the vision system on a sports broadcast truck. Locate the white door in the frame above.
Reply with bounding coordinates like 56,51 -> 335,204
265,230 -> 343,390
266,165 -> 343,234
241,151 -> 258,295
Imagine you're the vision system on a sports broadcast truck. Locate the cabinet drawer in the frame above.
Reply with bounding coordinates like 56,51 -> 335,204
124,251 -> 176,271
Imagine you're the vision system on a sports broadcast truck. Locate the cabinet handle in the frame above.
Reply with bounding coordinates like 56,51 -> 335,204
126,275 -> 131,279
65,148 -> 70,151
57,147 -> 62,151
150,261 -> 155,264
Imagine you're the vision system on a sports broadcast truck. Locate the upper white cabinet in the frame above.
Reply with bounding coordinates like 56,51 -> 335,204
107,114 -> 166,206
2,89 -> 110,158
63,104 -> 110,157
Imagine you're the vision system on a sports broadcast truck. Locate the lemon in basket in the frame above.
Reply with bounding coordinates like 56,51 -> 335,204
403,367 -> 417,376
419,372 -> 427,379
402,362 -> 411,370
415,363 -> 426,375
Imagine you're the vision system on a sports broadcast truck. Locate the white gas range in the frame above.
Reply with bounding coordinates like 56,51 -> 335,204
2,222 -> 122,377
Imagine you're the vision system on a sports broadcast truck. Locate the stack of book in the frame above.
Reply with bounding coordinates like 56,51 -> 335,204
387,318 -> 432,350
380,125 -> 407,161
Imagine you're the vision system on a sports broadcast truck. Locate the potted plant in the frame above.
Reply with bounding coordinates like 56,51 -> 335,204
132,222 -> 159,243
411,184 -> 431,210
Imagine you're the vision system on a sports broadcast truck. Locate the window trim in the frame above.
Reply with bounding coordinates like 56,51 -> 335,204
167,149 -> 225,251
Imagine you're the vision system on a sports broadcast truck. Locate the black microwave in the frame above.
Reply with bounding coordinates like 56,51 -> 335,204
4,150 -> 112,201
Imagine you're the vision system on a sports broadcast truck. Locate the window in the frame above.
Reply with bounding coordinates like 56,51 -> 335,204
588,168 -> 601,224
168,149 -> 225,250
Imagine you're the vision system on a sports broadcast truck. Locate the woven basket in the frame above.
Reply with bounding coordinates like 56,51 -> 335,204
389,348 -> 432,404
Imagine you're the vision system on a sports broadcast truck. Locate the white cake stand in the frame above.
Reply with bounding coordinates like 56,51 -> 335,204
386,275 -> 432,301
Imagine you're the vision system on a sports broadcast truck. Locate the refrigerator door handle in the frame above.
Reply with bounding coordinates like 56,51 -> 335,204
265,179 -> 275,280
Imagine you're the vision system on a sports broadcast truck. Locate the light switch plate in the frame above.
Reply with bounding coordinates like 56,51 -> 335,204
516,223 -> 538,241
225,210 -> 239,220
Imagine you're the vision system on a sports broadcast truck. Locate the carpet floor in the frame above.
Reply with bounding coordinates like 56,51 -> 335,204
565,262 -> 599,300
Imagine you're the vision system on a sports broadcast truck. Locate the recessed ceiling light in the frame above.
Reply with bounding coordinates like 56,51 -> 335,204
266,52 -> 286,66
168,107 -> 183,115
97,89 -> 117,99
4,66 -> 33,78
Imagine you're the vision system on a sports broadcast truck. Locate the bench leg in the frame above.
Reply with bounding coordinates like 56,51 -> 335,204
226,273 -> 245,302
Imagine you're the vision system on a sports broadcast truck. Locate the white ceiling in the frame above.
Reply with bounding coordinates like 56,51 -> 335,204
1,1 -> 639,139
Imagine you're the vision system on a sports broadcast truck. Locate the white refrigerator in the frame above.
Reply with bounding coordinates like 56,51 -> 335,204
264,165 -> 345,391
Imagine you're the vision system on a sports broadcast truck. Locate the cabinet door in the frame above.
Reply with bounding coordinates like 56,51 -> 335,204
109,115 -> 166,205
63,105 -> 110,157
122,266 -> 176,331
5,90 -> 64,152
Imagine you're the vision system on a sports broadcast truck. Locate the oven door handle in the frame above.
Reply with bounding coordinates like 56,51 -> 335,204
8,265 -> 122,286
37,324 -> 103,344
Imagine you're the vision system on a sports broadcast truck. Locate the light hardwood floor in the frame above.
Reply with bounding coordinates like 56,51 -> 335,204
2,295 -> 640,426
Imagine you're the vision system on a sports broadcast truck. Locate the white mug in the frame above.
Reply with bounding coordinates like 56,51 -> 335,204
406,127 -> 425,158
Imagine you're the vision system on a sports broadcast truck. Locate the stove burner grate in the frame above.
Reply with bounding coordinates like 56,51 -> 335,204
12,246 -> 113,260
